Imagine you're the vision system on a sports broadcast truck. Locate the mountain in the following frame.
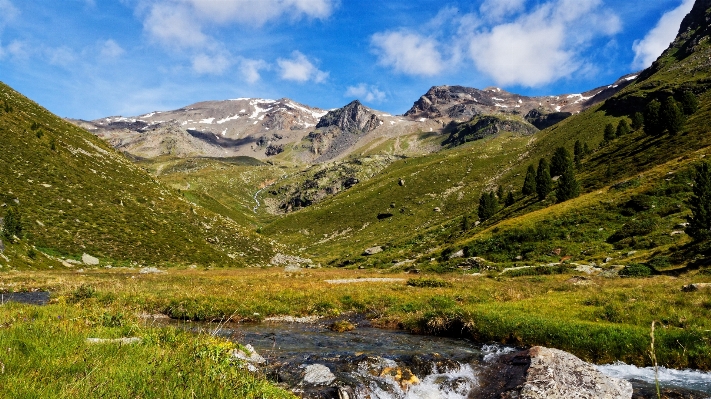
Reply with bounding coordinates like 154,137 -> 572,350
73,98 -> 328,160
404,74 -> 639,129
0,82 -> 277,269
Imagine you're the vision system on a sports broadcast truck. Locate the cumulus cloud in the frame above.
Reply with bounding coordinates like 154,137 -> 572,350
192,53 -> 231,75
277,51 -> 328,83
239,58 -> 269,84
140,0 -> 337,48
99,39 -> 125,59
0,40 -> 29,60
371,31 -> 444,76
468,0 -> 621,87
345,84 -> 386,103
632,0 -> 695,69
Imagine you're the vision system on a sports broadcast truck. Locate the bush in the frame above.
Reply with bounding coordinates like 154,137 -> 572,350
68,285 -> 96,303
407,277 -> 452,288
607,217 -> 659,243
618,264 -> 653,277
502,265 -> 569,277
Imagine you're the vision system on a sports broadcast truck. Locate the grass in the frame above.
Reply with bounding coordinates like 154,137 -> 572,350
2,267 -> 710,370
0,300 -> 294,398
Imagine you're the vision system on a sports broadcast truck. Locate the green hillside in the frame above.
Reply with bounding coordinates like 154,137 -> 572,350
0,82 -> 276,269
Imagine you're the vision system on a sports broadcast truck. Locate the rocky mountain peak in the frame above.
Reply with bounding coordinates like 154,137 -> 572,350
315,100 -> 383,133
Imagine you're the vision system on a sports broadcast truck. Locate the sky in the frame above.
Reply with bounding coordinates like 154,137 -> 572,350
0,0 -> 697,119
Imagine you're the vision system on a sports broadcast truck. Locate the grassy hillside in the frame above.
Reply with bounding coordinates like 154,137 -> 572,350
0,82 -> 275,269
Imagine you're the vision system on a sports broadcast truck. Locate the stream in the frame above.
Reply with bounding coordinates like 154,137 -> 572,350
171,319 -> 711,398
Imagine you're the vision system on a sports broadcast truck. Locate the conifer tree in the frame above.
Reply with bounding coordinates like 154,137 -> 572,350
616,119 -> 630,136
536,158 -> 552,201
574,140 -> 584,168
505,191 -> 515,207
686,162 -> 711,241
478,191 -> 498,221
496,185 -> 504,200
555,158 -> 580,203
550,147 -> 572,177
2,206 -> 22,241
603,123 -> 616,143
522,165 -> 537,196
583,142 -> 591,155
644,99 -> 662,136
680,91 -> 699,115
661,97 -> 684,135
631,112 -> 644,131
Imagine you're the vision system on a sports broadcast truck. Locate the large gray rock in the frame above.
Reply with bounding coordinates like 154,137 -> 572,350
316,100 -> 382,133
479,346 -> 633,399
362,246 -> 383,256
82,253 -> 99,265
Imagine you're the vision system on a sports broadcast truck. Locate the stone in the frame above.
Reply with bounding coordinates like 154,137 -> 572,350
0,238 -> 4,253
81,253 -> 99,265
302,364 -> 336,385
398,178 -> 405,186
478,346 -> 633,399
449,249 -> 464,259
670,230 -> 685,236
604,257 -> 613,264
139,267 -> 165,274
433,207 -> 441,212
551,248 -> 562,256
232,344 -> 266,365
86,337 -> 141,345
362,246 -> 383,256
682,283 -> 711,292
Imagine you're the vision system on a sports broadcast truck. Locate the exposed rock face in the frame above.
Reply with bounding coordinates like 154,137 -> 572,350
316,100 -> 383,133
445,115 -> 538,146
405,75 -> 638,126
525,109 -> 573,130
478,346 -> 633,399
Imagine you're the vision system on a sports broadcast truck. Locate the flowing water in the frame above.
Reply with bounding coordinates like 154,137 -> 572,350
174,320 -> 711,398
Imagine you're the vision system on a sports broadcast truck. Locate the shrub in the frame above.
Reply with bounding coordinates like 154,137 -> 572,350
407,277 -> 452,288
68,285 -> 96,303
608,217 -> 659,243
618,264 -> 653,277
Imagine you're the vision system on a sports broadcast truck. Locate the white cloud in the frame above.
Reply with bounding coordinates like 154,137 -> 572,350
479,0 -> 527,22
143,2 -> 207,48
371,31 -> 444,76
3,40 -> 28,60
99,39 -> 125,59
47,46 -> 76,66
239,58 -> 269,84
345,84 -> 386,103
140,0 -> 337,49
277,51 -> 328,83
468,0 -> 621,87
632,0 -> 695,69
0,0 -> 18,27
191,52 -> 231,75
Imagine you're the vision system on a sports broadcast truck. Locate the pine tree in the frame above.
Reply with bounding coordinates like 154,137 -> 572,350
461,215 -> 470,231
2,206 -> 22,241
505,191 -> 515,207
522,165 -> 537,196
661,97 -> 684,135
555,158 -> 580,203
496,185 -> 504,200
644,99 -> 662,136
478,191 -> 498,221
583,142 -> 591,155
536,158 -> 552,201
550,147 -> 571,177
616,119 -> 630,136
680,91 -> 699,115
631,112 -> 644,131
574,140 -> 584,168
686,162 -> 711,241
603,123 -> 616,143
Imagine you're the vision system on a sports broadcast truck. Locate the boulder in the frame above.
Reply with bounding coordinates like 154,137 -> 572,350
449,249 -> 464,259
363,246 -> 383,256
478,346 -> 633,399
302,364 -> 336,385
82,253 -> 99,265
682,283 -> 711,292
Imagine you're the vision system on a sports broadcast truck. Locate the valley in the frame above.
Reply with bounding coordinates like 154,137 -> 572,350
2,0 -> 711,397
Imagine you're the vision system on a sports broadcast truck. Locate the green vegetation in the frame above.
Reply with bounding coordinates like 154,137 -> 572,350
0,300 -> 294,398
478,191 -> 498,221
686,161 -> 711,241
536,158 -> 552,201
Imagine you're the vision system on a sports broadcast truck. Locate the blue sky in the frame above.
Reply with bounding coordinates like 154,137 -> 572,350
0,0 -> 696,119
